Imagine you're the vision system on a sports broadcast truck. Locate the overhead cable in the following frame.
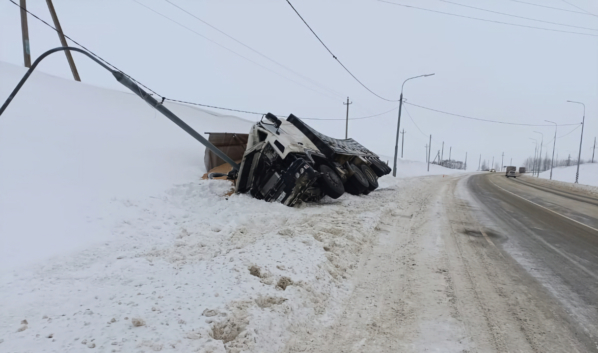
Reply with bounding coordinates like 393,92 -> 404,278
164,0 -> 345,100
133,0 -> 341,102
404,101 -> 581,126
438,0 -> 598,31
504,0 -> 594,15
378,0 -> 598,37
403,105 -> 429,137
8,0 -> 163,97
559,0 -> 598,16
301,106 -> 399,120
285,0 -> 400,102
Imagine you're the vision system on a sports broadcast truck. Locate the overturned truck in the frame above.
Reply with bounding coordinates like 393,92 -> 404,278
207,113 -> 391,206
0,47 -> 390,208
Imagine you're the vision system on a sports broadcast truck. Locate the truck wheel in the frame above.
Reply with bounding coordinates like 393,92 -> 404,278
361,164 -> 379,191
346,164 -> 369,195
318,165 -> 345,199
369,160 -> 386,177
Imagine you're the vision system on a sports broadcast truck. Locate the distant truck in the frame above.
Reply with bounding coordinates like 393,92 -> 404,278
519,167 -> 526,174
506,166 -> 517,178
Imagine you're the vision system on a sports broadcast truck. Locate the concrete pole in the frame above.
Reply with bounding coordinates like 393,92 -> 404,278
427,135 -> 432,172
343,97 -> 351,139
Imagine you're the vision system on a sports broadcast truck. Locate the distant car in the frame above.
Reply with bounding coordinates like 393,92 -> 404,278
519,167 -> 526,174
490,169 -> 496,172
505,166 -> 516,178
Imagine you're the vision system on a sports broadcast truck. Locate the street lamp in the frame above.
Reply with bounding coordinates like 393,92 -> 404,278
545,120 -> 557,180
533,131 -> 543,178
530,138 -> 538,176
393,73 -> 435,177
566,100 -> 585,184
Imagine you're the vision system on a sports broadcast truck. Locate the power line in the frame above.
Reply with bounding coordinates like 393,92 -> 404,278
377,0 -> 598,37
5,0 -> 327,118
8,0 -> 163,97
284,0 -> 400,102
403,105 -> 428,138
163,0 -> 345,100
404,101 -> 581,126
300,106 -> 399,120
503,0 -> 594,16
132,0 -> 341,102
559,0 -> 598,16
438,0 -> 598,31
162,98 -> 264,115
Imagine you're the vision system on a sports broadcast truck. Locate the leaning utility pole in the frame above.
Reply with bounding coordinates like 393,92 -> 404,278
19,0 -> 31,67
427,135 -> 432,172
400,130 -> 406,158
46,0 -> 81,81
343,97 -> 352,139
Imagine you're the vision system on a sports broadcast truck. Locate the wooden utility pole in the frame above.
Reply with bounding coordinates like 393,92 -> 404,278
46,0 -> 81,81
343,97 -> 352,139
20,0 -> 31,67
448,146 -> 452,161
400,129 -> 405,158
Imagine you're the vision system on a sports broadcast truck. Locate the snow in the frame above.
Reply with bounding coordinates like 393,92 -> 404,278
537,163 -> 598,188
0,61 -> 468,352
0,61 -> 255,270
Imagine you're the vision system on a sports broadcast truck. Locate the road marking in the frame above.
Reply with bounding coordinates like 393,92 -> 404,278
490,180 -> 598,233
489,179 -> 598,281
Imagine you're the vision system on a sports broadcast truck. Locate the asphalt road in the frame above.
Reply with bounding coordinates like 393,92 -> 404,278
467,172 -> 598,351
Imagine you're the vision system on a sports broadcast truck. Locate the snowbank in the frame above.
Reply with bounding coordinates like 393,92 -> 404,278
0,61 -> 471,352
537,163 -> 598,188
0,61 -> 255,270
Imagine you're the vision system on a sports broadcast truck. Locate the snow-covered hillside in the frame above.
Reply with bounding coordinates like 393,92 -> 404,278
0,61 -> 467,352
0,61 -> 255,270
538,163 -> 598,187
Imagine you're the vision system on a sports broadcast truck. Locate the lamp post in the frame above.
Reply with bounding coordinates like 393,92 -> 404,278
393,73 -> 435,177
545,120 -> 557,180
567,101 -> 585,184
530,138 -> 538,176
534,131 -> 543,177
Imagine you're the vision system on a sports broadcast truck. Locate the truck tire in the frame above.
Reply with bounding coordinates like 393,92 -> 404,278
361,164 -> 379,192
369,160 -> 387,177
318,165 -> 345,199
345,164 -> 369,195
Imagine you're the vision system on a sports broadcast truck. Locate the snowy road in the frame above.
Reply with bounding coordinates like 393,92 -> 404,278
284,173 -> 598,353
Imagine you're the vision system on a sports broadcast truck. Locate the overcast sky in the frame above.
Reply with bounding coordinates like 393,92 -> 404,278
1,0 -> 596,168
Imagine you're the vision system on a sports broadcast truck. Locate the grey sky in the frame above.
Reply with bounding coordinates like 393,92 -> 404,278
1,0 -> 596,168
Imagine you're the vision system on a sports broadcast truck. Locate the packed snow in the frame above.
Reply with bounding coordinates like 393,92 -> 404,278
0,61 -> 466,352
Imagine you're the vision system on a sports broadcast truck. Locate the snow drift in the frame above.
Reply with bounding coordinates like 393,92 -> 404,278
0,61 -> 466,352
